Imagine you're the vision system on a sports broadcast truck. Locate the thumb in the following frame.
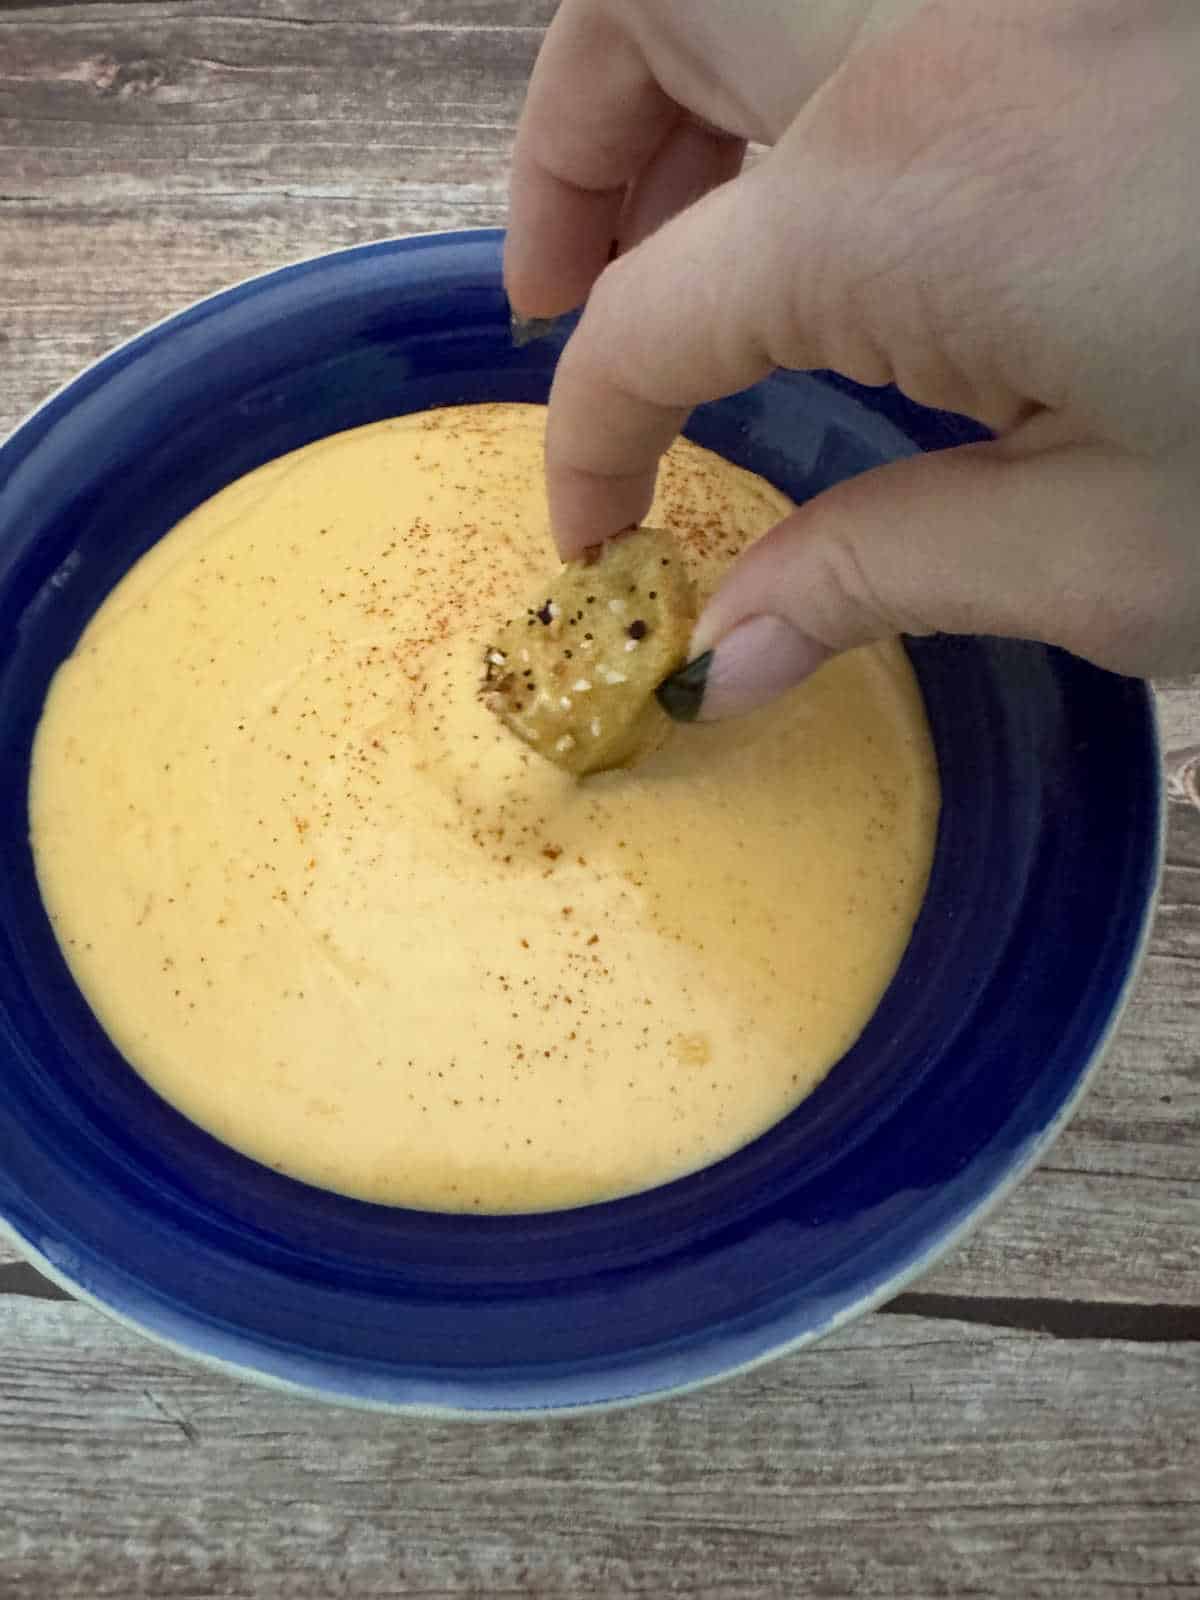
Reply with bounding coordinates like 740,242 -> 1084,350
658,432 -> 1197,721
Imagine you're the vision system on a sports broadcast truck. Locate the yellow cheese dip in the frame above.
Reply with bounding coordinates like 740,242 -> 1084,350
29,404 -> 939,1212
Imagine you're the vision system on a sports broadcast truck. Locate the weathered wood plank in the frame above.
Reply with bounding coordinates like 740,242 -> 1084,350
0,0 -> 532,436
0,4 -> 544,145
6,1 -> 558,23
1,1297 -> 1197,1598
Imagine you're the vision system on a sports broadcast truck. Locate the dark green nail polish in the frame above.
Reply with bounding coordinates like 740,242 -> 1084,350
510,312 -> 562,348
656,652 -> 712,723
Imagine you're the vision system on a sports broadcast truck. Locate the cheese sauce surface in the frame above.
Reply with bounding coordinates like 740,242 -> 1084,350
30,405 -> 939,1212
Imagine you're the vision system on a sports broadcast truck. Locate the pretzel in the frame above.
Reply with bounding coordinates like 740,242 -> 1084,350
482,527 -> 695,776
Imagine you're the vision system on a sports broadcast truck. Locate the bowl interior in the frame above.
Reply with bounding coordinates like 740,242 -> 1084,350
0,231 -> 1161,1411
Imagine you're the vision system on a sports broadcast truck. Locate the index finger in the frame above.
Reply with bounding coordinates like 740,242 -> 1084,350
504,0 -> 678,318
543,164 -> 793,554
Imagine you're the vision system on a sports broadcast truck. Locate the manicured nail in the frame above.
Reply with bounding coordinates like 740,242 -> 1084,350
510,312 -> 564,348
663,616 -> 831,722
656,652 -> 713,722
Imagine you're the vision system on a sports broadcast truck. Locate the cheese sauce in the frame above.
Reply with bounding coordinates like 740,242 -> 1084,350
30,404 -> 939,1211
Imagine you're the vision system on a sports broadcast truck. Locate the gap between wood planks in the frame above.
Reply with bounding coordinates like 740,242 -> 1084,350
1,1258 -> 1197,1341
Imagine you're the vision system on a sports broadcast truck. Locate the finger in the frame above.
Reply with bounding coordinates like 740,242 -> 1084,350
658,432 -> 1199,721
504,1 -> 678,318
617,119 -> 746,255
544,161 -> 808,556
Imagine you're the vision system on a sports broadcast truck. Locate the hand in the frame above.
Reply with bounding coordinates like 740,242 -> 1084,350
505,0 -> 1200,719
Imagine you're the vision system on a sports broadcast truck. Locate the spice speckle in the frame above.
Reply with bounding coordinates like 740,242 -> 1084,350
30,401 -> 939,1218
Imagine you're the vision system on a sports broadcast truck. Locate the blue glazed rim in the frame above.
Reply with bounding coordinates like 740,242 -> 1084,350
0,230 -> 1163,1414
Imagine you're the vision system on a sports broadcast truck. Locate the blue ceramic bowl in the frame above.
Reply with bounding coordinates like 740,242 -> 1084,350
0,230 -> 1162,1413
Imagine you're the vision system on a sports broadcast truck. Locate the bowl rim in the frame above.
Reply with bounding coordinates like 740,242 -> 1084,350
1,836 -> 1163,1423
0,227 -> 1167,1417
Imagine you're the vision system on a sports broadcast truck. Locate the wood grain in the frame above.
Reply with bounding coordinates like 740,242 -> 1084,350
1,7 -> 1199,1594
1,1296 -> 1197,1599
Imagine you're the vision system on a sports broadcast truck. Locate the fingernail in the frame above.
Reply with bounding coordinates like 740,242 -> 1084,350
661,616 -> 830,723
510,312 -> 564,348
656,651 -> 713,722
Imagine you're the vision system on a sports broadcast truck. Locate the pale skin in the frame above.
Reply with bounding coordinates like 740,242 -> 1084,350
504,0 -> 1200,719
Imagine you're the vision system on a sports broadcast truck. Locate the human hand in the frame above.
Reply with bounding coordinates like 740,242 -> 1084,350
505,0 -> 1200,719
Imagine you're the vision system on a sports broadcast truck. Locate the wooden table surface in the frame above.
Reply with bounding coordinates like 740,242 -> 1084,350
2,4 -> 1198,1595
